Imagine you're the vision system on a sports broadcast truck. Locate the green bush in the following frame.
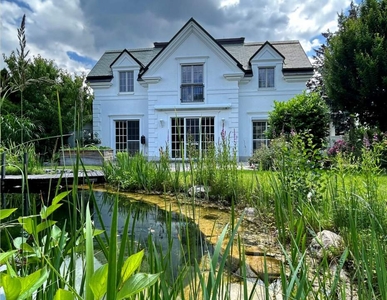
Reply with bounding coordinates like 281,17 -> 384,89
248,145 -> 275,170
267,91 -> 330,149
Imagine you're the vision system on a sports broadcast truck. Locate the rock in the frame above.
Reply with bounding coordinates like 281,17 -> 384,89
310,230 -> 344,260
244,246 -> 266,256
187,185 -> 209,198
224,280 -> 283,300
234,263 -> 260,279
244,207 -> 256,217
244,255 -> 282,282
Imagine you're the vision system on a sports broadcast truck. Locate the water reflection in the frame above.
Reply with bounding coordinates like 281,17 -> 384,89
92,191 -> 212,283
1,191 -> 212,284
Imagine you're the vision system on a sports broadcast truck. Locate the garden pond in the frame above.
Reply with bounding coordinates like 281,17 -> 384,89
1,188 -> 283,285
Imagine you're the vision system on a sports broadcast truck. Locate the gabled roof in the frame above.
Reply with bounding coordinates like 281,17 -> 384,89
140,18 -> 244,76
248,41 -> 285,64
109,49 -> 144,68
86,18 -> 313,81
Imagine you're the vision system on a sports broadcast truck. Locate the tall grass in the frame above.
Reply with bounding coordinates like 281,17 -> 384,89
103,133 -> 249,204
3,90 -> 387,300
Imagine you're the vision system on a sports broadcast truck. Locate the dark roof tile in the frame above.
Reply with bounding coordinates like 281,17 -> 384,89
87,27 -> 312,80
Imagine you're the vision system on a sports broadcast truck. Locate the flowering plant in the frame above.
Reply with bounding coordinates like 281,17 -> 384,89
327,139 -> 348,156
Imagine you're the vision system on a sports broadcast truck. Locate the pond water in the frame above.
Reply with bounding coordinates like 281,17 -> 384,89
1,190 -> 213,284
91,191 -> 212,280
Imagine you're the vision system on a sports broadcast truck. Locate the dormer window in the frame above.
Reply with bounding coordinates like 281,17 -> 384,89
119,71 -> 134,92
258,67 -> 275,88
181,65 -> 204,102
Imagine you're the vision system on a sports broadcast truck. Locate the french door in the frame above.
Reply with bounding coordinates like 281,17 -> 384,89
171,117 -> 214,158
115,120 -> 140,155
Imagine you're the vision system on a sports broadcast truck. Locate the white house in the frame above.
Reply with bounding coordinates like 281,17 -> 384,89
86,18 -> 313,161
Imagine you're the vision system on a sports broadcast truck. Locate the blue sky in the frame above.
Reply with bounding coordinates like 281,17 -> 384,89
1,0 -> 357,75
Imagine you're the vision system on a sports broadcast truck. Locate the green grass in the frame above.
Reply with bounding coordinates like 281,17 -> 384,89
3,128 -> 387,299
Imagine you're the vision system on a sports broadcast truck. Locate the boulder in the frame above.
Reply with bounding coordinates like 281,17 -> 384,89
188,185 -> 209,198
244,207 -> 256,217
310,230 -> 344,260
224,280 -> 282,300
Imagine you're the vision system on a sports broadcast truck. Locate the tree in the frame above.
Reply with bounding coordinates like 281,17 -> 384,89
267,91 -> 330,149
1,15 -> 93,157
323,0 -> 387,131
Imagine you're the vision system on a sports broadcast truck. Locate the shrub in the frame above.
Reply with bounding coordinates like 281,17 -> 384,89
248,145 -> 275,170
267,91 -> 330,149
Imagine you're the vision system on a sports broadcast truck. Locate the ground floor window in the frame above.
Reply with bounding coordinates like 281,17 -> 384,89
115,120 -> 140,155
171,117 -> 214,158
252,121 -> 269,151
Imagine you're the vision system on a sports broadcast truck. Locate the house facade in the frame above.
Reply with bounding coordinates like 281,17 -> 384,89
86,18 -> 313,161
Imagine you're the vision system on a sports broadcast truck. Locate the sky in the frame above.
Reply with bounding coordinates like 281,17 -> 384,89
0,0 -> 357,76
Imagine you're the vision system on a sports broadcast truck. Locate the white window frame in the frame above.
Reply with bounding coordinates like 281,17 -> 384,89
258,67 -> 275,88
252,120 -> 270,151
171,116 -> 215,159
119,71 -> 134,93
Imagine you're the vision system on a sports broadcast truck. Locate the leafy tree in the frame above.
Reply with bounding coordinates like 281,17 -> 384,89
323,0 -> 387,131
1,15 -> 93,157
267,91 -> 330,148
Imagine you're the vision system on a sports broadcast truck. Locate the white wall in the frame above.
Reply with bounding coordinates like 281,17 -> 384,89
90,27 -> 309,160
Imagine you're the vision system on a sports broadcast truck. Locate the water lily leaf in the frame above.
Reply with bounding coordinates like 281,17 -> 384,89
51,190 -> 71,205
53,288 -> 74,300
0,250 -> 17,265
0,208 -> 17,220
1,274 -> 21,300
120,250 -> 144,284
117,273 -> 160,300
18,267 -> 48,299
90,264 -> 108,299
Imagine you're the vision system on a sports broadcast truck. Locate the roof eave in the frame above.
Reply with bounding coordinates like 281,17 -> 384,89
86,75 -> 113,83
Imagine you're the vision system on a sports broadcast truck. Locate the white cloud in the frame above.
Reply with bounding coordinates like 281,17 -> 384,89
1,0 -> 97,75
0,0 -> 353,75
219,0 -> 240,8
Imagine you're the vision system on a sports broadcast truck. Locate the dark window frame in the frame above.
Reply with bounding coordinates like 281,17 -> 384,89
180,64 -> 204,102
119,71 -> 134,93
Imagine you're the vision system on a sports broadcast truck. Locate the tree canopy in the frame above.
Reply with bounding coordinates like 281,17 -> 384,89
267,91 -> 330,149
1,15 -> 93,158
323,0 -> 387,131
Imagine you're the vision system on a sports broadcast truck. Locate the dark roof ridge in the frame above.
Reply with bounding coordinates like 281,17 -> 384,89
141,17 -> 244,76
109,49 -> 144,68
244,40 -> 300,46
216,37 -> 245,44
248,41 -> 285,65
105,48 -> 155,53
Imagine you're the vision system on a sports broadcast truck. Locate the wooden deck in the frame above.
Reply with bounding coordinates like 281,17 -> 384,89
0,170 -> 105,193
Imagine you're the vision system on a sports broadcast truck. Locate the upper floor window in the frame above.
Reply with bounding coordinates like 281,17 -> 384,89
119,71 -> 134,93
181,65 -> 204,102
258,67 -> 275,88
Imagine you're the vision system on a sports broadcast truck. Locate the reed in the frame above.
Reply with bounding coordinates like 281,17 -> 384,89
2,94 -> 387,299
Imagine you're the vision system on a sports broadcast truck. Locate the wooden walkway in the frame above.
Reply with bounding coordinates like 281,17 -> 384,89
0,170 -> 105,193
